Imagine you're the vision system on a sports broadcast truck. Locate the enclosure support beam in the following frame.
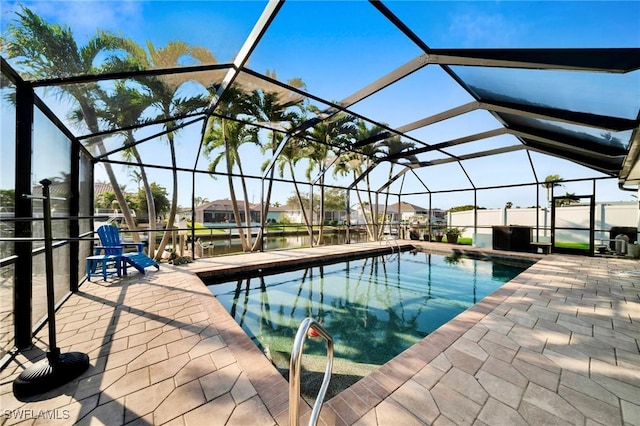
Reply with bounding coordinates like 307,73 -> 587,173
204,0 -> 283,117
14,79 -> 35,349
69,129 -> 80,292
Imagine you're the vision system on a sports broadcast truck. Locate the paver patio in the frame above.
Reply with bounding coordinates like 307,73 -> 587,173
0,242 -> 638,425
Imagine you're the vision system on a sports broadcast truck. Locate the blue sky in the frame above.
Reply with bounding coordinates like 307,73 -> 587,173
2,1 -> 639,210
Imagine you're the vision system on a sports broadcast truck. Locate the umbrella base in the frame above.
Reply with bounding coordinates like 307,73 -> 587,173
13,351 -> 90,399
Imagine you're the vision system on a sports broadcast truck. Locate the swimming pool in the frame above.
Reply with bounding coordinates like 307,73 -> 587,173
205,249 -> 534,399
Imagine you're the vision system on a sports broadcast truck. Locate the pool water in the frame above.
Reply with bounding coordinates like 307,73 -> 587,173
206,250 -> 533,397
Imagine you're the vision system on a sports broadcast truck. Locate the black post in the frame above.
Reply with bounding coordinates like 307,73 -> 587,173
345,189 -> 350,244
41,180 -> 60,360
14,80 -> 34,349
13,179 -> 89,400
13,181 -> 90,399
69,141 -> 80,292
191,170 -> 197,259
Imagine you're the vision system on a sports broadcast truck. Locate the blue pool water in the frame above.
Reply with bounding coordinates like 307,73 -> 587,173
205,250 -> 534,373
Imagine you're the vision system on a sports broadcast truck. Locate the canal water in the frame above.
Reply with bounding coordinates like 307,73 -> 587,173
192,232 -> 370,256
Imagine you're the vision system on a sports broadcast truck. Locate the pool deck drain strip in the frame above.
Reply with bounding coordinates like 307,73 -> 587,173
0,241 -> 638,425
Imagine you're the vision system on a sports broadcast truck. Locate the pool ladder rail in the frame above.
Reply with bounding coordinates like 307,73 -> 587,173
381,235 -> 401,261
289,317 -> 334,426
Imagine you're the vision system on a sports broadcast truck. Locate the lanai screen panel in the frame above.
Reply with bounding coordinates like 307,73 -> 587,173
247,1 -> 422,104
347,62 -> 474,130
383,1 -> 640,49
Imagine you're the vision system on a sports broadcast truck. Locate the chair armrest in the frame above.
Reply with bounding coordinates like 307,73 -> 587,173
94,245 -> 124,255
121,242 -> 145,253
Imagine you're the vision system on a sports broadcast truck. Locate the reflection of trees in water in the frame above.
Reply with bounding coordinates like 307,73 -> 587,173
222,252 -> 529,367
324,255 -> 427,365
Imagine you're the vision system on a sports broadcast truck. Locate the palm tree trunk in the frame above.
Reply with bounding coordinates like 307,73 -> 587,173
236,156 -> 253,250
80,100 -> 139,240
365,167 -> 377,241
251,166 -> 275,252
317,169 -> 325,245
228,174 -> 249,252
288,162 -> 313,238
154,136 -> 179,260
354,186 -> 375,241
377,164 -> 394,240
351,170 -> 375,241
130,145 -> 156,255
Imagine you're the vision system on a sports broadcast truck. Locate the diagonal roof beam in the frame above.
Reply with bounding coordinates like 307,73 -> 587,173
411,144 -> 526,168
396,101 -> 479,133
523,144 -> 620,176
370,1 -> 430,52
29,63 -> 230,87
78,111 -> 205,141
201,0 -> 282,174
377,166 -> 414,192
410,168 -> 432,192
390,97 -> 636,139
422,48 -> 640,73
618,113 -> 640,186
339,54 -> 430,108
481,100 -> 638,132
94,117 -> 205,161
509,129 -> 626,158
383,128 -> 508,162
347,162 -> 379,191
204,0 -> 283,117
263,49 -> 436,182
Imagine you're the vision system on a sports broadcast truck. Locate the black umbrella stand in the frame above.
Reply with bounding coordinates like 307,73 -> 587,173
13,179 -> 89,399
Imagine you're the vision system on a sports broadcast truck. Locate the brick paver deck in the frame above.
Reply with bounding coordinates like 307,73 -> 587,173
1,242 -> 638,425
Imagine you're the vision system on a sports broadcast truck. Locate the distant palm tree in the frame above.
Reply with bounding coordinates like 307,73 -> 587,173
556,192 -> 580,207
194,197 -> 209,206
543,174 -> 564,207
377,136 -> 416,240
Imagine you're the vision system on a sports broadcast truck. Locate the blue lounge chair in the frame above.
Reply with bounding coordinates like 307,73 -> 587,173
96,225 -> 159,276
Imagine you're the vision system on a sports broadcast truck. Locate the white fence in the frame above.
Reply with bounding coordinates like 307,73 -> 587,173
448,202 -> 639,248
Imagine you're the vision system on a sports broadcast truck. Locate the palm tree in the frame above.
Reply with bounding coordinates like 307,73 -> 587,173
251,85 -> 304,251
92,81 -> 157,252
129,170 -> 143,192
556,192 -> 580,207
203,85 -> 260,252
123,40 -> 216,259
4,7 -> 140,234
273,112 -> 315,239
543,174 -> 564,207
194,197 -> 209,206
334,120 -> 387,241
376,136 -> 416,240
306,110 -> 357,245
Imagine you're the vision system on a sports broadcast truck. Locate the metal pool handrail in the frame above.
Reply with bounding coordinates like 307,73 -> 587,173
381,235 -> 400,262
381,235 -> 400,254
289,317 -> 334,426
